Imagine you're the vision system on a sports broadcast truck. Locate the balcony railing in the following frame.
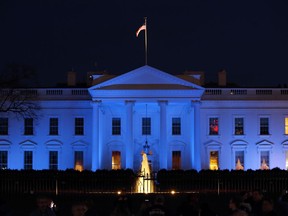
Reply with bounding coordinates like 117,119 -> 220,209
0,88 -> 90,100
1,87 -> 288,100
203,88 -> 288,100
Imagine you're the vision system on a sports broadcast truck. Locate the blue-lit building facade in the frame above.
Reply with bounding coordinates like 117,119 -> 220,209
1,65 -> 288,171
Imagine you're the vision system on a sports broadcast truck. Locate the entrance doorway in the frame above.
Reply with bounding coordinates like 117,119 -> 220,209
172,151 -> 181,170
209,151 -> 219,170
112,151 -> 121,170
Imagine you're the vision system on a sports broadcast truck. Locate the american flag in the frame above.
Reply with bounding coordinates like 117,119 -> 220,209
136,24 -> 146,37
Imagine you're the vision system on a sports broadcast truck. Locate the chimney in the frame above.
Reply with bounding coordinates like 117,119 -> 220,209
218,70 -> 227,87
67,71 -> 76,87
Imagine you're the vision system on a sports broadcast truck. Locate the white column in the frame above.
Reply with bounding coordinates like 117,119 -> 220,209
158,100 -> 168,169
125,100 -> 134,169
91,101 -> 101,171
192,101 -> 201,171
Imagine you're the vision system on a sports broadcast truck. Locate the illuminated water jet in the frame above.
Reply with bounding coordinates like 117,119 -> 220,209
136,152 -> 154,193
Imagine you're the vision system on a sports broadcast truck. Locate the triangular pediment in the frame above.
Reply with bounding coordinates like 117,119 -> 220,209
256,140 -> 274,151
256,140 -> 274,146
88,65 -> 205,101
89,65 -> 204,90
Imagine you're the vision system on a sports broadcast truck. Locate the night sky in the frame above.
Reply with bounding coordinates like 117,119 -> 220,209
1,0 -> 288,87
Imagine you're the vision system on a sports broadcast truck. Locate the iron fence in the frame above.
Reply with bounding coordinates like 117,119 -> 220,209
156,169 -> 288,194
1,169 -> 288,195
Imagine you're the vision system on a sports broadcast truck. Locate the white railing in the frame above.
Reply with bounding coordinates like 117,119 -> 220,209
2,87 -> 288,100
31,88 -> 90,100
203,88 -> 288,100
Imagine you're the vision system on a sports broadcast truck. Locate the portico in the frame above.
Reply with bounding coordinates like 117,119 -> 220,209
88,65 -> 204,171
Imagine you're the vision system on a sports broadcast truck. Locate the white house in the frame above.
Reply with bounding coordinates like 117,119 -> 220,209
1,65 -> 288,171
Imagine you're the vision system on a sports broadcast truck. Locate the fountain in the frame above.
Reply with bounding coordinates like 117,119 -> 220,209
135,103 -> 154,193
260,158 -> 269,170
136,152 -> 154,193
235,158 -> 244,170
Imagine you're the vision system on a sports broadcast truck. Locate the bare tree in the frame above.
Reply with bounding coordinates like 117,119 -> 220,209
0,64 -> 40,119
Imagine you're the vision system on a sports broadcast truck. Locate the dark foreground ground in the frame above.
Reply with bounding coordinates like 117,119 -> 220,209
1,191 -> 285,216
0,192 -> 241,216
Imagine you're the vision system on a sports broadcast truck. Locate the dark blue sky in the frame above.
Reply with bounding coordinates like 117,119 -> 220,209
1,0 -> 288,87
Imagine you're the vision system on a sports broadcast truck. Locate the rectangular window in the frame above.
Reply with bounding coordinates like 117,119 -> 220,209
209,117 -> 219,135
24,151 -> 33,170
209,151 -> 219,170
172,118 -> 181,135
49,151 -> 58,170
260,117 -> 269,135
75,118 -> 84,135
172,151 -> 181,170
234,118 -> 244,135
24,118 -> 34,135
142,117 -> 151,135
260,151 -> 269,170
112,118 -> 121,135
235,151 -> 244,170
112,151 -> 121,170
74,151 -> 84,171
285,117 -> 288,135
49,118 -> 58,135
0,118 -> 8,135
0,151 -> 8,169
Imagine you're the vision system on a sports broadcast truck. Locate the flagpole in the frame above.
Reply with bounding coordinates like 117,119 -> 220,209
144,17 -> 148,65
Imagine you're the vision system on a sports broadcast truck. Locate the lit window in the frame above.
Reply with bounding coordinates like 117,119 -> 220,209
112,151 -> 121,170
235,151 -> 244,170
234,118 -> 244,135
49,118 -> 58,135
112,118 -> 121,135
0,151 -> 8,169
285,118 -> 288,135
75,118 -> 84,135
260,117 -> 269,135
74,151 -> 84,171
172,118 -> 181,135
49,151 -> 58,170
0,118 -> 8,135
24,118 -> 33,135
209,151 -> 219,170
172,151 -> 181,170
142,117 -> 151,135
209,118 -> 219,135
24,151 -> 33,170
260,151 -> 269,170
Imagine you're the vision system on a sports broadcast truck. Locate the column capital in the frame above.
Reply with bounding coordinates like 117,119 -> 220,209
158,100 -> 168,106
125,100 -> 135,105
90,100 -> 102,107
191,99 -> 201,103
191,100 -> 201,107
